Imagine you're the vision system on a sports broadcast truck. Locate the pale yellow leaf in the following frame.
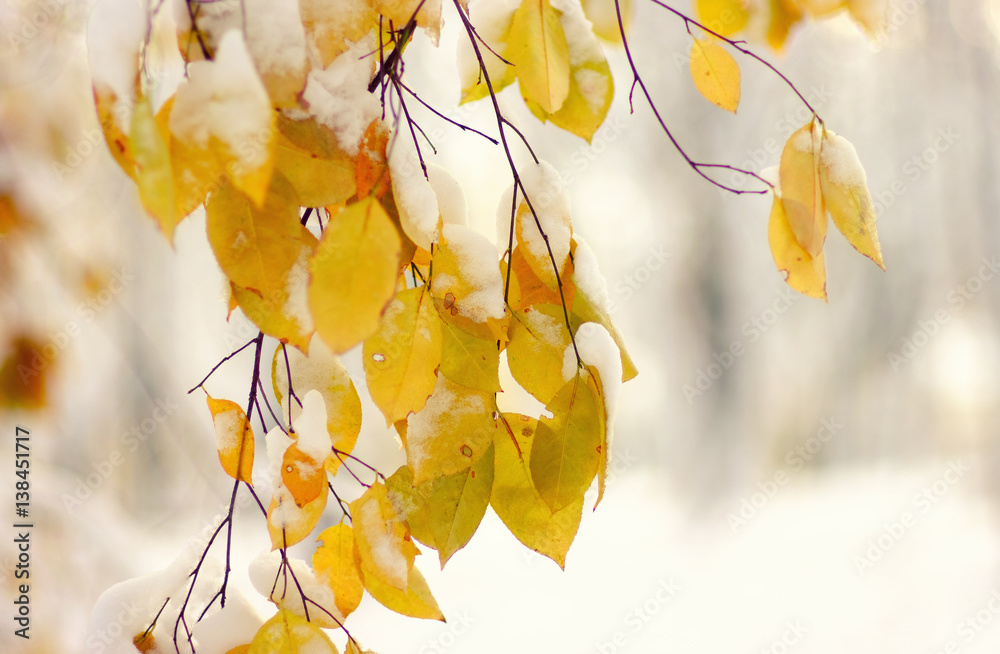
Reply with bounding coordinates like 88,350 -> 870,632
819,129 -> 884,269
768,193 -> 827,300
314,523 -> 365,618
206,395 -> 255,484
779,119 -> 827,256
247,610 -> 338,654
696,0 -> 750,36
509,0 -> 572,114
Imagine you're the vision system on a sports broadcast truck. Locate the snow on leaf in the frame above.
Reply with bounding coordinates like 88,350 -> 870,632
385,465 -> 436,549
300,0 -> 377,67
389,144 -> 441,251
819,129 -> 885,269
248,552 -> 343,628
689,38 -> 741,114
432,224 -> 506,327
272,338 -> 363,476
508,0 -> 572,114
574,322 -> 621,506
363,285 -> 443,426
767,192 -> 828,300
207,394 -> 255,484
405,374 -> 498,484
267,481 -> 328,550
695,0 -> 749,37
313,523 -> 365,619
529,371 -> 603,512
779,119 -> 827,257
491,413 -> 583,568
308,197 -> 402,354
281,443 -> 326,508
247,609 -> 339,654
350,482 -> 418,591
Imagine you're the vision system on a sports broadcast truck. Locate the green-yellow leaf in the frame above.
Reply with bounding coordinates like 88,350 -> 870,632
529,372 -> 603,512
541,58 -> 615,142
779,119 -> 827,257
491,413 -> 583,568
248,610 -> 338,654
427,443 -> 495,567
819,129 -> 885,269
696,0 -> 749,37
309,197 -> 402,354
689,38 -> 741,114
438,317 -> 502,393
768,193 -> 827,300
507,303 -> 572,405
509,0 -> 572,114
385,465 -> 435,548
363,285 -> 442,425
314,523 -> 365,618
267,482 -> 328,550
206,395 -> 255,484
130,96 -> 176,238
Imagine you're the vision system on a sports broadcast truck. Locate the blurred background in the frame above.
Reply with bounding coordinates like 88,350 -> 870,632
2,0 -> 1000,652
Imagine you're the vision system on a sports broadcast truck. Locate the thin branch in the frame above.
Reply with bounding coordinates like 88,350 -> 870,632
187,337 -> 257,394
395,78 -> 498,145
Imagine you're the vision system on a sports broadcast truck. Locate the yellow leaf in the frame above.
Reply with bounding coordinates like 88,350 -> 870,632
130,96 -> 177,238
133,631 -> 156,652
351,483 -> 418,591
427,443 -> 495,567
768,193 -> 827,300
363,285 -> 443,425
460,7 -> 518,105
491,413 -> 583,568
696,0 -> 749,37
300,0 -> 378,66
231,277 -> 315,353
509,0 -> 572,114
529,372 -> 603,512
582,0 -> 631,43
225,647 -> 251,654
274,115 -> 357,208
541,58 -> 615,142
362,562 -> 445,621
779,119 -> 827,256
268,482 -> 328,549
309,198 -> 402,354
0,335 -> 51,410
507,303 -> 572,405
767,0 -> 802,49
847,0 -> 886,39
281,444 -> 326,507
438,317 -> 502,393
94,86 -> 135,179
207,174 -> 306,296
405,375 -> 498,484
356,120 -> 391,200
430,224 -> 506,331
206,395 -> 255,484
819,129 -> 885,269
248,610 -> 338,654
689,38 -> 741,114
272,340 -> 363,476
385,465 -> 435,549
314,523 -> 365,618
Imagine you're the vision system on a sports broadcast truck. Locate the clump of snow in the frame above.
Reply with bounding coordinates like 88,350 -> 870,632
457,0 -> 520,95
190,589 -> 263,654
274,334 -> 352,427
439,224 -> 505,322
292,389 -> 331,462
429,165 -> 468,227
294,36 -> 380,155
169,30 -> 272,172
572,236 -> 610,314
212,406 -> 243,455
574,67 -> 609,114
497,161 -> 572,272
355,493 -> 409,588
406,375 -> 488,478
574,322 -> 622,447
562,342 -> 578,382
87,543 -> 223,654
760,165 -> 780,193
550,0 -> 605,67
389,142 -> 440,250
791,123 -> 820,153
243,0 -> 307,79
87,0 -> 148,101
820,130 -> 868,188
249,550 -> 343,627
283,245 -> 315,338
266,424 -> 295,487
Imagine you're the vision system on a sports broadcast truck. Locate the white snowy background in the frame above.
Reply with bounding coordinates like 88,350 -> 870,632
3,0 -> 1000,652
